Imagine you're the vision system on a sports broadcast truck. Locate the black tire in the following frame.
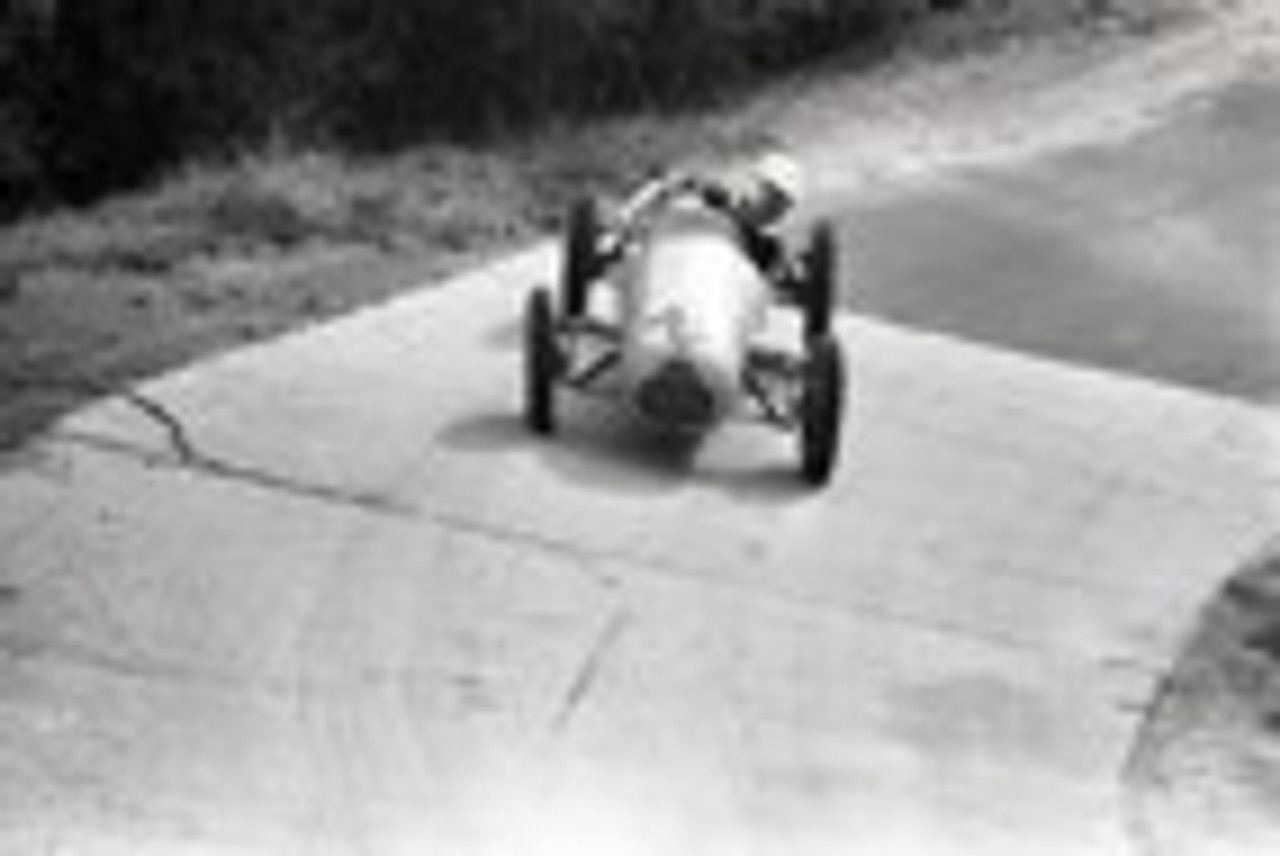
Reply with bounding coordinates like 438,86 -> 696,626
799,334 -> 846,486
562,198 -> 603,318
801,222 -> 838,340
524,288 -> 561,435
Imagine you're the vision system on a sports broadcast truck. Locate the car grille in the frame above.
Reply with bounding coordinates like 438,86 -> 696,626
635,359 -> 716,429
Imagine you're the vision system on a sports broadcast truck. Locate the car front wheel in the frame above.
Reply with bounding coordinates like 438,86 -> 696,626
799,333 -> 845,486
524,288 -> 561,435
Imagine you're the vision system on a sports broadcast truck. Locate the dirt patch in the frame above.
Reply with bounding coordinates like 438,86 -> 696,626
1128,543 -> 1280,855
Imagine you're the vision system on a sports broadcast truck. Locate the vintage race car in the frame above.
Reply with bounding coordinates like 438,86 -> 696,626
522,183 -> 846,486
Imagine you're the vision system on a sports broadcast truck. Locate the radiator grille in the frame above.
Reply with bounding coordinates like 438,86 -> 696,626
635,359 -> 716,428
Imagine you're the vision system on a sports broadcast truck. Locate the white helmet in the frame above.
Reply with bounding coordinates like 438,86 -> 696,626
731,151 -> 804,228
754,151 -> 804,208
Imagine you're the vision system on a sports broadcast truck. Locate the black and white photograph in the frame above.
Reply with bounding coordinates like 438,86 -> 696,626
1,1 -> 1277,853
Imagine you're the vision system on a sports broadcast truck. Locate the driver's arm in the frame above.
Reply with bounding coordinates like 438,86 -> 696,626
609,173 -> 699,255
620,173 -> 693,221
694,178 -> 733,212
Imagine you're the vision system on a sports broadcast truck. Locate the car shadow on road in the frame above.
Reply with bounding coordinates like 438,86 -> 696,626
435,402 -> 813,507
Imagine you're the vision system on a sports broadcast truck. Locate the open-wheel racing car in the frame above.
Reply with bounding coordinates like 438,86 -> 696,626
522,176 -> 847,486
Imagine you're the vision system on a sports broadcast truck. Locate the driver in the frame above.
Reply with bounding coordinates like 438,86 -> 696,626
614,150 -> 806,282
701,151 -> 805,278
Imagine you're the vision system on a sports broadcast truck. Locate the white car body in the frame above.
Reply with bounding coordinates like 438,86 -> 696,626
612,201 -> 771,427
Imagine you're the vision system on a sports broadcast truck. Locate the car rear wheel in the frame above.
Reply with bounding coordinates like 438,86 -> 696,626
563,198 -> 603,318
799,333 -> 845,486
801,222 -> 837,339
524,288 -> 561,435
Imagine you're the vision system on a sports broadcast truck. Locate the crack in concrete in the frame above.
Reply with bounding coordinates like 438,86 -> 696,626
3,374 -> 413,517
552,606 -> 630,734
2,376 -> 199,460
26,379 -> 1183,696
58,430 -> 415,518
47,419 -> 1170,683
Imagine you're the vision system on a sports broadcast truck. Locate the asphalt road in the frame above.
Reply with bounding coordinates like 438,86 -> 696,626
838,69 -> 1279,403
0,60 -> 1275,856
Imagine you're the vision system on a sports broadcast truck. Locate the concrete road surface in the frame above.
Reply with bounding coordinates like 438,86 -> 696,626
0,68 -> 1277,856
839,63 -> 1280,402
